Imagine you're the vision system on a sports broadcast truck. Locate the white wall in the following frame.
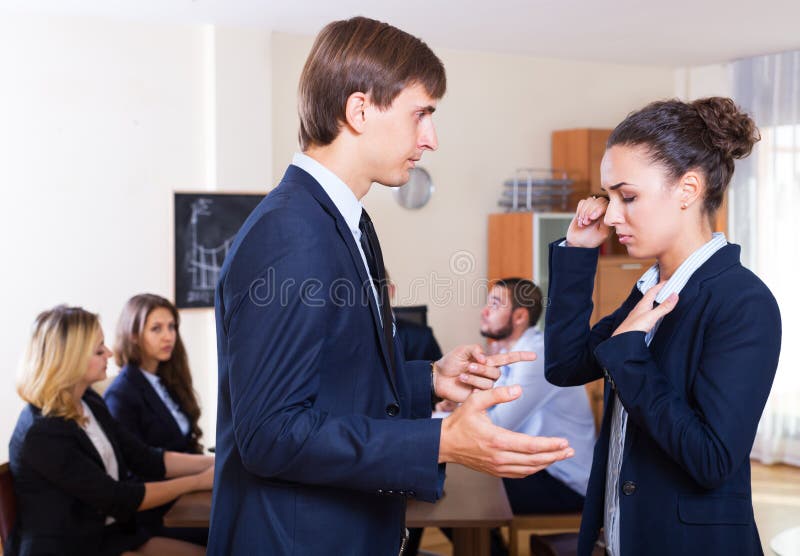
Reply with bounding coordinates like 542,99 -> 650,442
271,33 -> 677,352
674,63 -> 732,99
0,18 -> 690,460
0,16 -> 272,460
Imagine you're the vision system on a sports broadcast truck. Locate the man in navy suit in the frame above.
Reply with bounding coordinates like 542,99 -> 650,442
209,16 -> 574,555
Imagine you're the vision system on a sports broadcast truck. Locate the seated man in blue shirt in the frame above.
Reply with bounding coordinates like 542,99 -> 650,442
429,278 -> 596,555
482,278 -> 596,516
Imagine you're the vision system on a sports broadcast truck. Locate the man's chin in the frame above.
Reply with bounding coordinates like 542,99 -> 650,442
374,173 -> 410,188
480,330 -> 507,341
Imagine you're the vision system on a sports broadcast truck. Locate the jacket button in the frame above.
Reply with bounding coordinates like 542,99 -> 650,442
385,403 -> 400,417
408,490 -> 416,497
622,481 -> 637,495
377,489 -> 384,495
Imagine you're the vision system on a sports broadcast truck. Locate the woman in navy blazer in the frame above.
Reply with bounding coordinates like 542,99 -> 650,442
7,305 -> 214,556
105,294 -> 202,455
104,294 -> 206,544
545,98 -> 781,555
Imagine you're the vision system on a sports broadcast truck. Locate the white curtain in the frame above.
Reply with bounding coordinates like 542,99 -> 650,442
732,51 -> 800,465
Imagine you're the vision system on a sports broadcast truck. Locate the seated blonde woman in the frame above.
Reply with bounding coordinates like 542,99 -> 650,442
6,305 -> 214,556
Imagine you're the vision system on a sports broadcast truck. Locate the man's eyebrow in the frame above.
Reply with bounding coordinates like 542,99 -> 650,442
416,105 -> 436,114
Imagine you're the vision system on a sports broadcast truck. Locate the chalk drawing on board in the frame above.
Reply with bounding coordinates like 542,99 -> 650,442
174,192 -> 265,309
186,198 -> 232,299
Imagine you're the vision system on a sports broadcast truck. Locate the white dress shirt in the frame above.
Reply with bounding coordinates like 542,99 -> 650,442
141,370 -> 191,436
603,232 -> 728,556
488,327 -> 596,496
81,400 -> 119,524
291,152 -> 382,320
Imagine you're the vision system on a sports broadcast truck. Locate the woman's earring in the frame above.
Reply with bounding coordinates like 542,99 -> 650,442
681,202 -> 688,209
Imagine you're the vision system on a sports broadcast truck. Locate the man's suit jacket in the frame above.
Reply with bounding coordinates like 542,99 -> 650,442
208,165 -> 444,555
544,241 -> 781,556
7,389 -> 165,556
104,364 -> 194,456
396,320 -> 443,362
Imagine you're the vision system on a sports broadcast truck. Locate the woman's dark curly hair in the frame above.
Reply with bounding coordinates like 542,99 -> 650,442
608,97 -> 760,215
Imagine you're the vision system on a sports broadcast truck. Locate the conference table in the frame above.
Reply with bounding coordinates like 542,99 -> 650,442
165,463 -> 512,556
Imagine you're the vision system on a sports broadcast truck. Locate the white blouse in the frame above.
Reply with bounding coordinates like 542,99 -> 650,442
81,400 -> 119,525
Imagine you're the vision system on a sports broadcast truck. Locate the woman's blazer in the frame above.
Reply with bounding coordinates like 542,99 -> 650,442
7,389 -> 165,555
545,242 -> 781,556
104,365 -> 194,454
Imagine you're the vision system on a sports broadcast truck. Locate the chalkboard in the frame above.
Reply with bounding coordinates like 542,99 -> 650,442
174,192 -> 265,308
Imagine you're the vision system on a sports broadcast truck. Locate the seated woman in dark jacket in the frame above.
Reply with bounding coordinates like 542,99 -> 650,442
7,305 -> 214,556
105,294 -> 203,455
104,294 -> 209,545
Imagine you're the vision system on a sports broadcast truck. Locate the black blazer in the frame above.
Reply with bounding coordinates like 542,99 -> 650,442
6,389 -> 165,556
545,242 -> 781,556
104,365 -> 195,455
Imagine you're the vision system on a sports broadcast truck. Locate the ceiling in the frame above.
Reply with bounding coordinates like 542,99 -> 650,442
2,0 -> 799,66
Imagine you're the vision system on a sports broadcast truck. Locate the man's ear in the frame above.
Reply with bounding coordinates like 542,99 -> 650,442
344,91 -> 368,134
512,307 -> 528,327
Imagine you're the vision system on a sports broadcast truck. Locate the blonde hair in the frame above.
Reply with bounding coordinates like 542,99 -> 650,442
17,305 -> 100,424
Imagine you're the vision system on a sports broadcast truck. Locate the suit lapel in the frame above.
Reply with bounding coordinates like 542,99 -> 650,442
128,366 -> 185,441
647,283 -> 700,361
72,419 -> 105,468
282,166 -> 399,397
648,244 -> 740,360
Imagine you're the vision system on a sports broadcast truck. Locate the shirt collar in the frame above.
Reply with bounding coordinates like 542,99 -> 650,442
636,232 -> 728,302
140,369 -> 162,388
292,152 -> 363,235
499,326 -> 541,357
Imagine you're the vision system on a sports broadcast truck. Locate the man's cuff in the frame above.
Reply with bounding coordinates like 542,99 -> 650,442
431,361 -> 441,406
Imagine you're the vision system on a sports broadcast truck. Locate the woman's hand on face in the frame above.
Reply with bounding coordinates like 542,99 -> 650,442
566,196 -> 611,248
612,283 -> 679,337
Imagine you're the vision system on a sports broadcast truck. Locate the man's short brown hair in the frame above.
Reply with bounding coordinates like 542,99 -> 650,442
298,16 -> 446,151
494,278 -> 543,327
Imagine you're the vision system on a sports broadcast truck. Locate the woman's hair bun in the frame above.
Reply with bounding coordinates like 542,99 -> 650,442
692,97 -> 760,160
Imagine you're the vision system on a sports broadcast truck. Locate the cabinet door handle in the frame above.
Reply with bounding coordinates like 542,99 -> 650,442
620,263 -> 643,270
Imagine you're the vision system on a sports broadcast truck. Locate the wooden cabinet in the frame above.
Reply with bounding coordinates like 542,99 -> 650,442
552,128 -> 612,207
590,255 -> 655,325
487,212 -> 533,283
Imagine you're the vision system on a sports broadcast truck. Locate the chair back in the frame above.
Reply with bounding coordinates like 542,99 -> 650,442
0,462 -> 17,548
393,305 -> 428,327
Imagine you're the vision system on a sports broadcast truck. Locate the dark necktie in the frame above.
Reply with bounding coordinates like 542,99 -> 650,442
358,210 -> 396,380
